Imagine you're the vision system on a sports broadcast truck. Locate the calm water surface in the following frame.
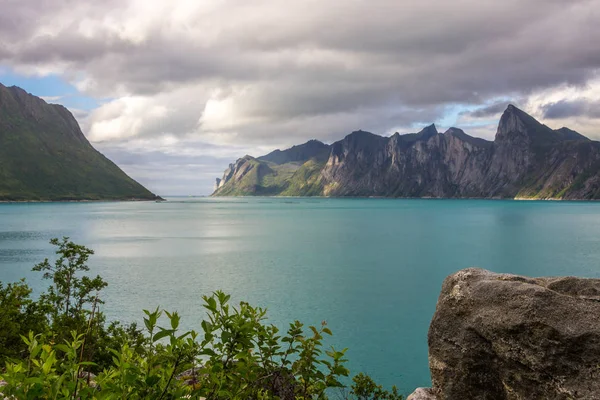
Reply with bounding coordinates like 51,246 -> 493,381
2,198 -> 600,394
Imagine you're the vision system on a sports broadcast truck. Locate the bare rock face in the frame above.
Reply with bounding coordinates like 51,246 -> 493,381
213,104 -> 600,199
407,387 -> 437,400
427,268 -> 600,400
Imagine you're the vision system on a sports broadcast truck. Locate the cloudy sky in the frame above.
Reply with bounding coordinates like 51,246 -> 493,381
1,0 -> 599,195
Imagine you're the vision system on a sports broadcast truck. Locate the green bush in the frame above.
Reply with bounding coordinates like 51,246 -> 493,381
0,238 -> 403,399
0,279 -> 47,361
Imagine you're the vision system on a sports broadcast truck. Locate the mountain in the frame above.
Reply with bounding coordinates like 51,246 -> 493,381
212,105 -> 600,200
258,139 -> 330,165
214,139 -> 330,196
0,84 -> 159,201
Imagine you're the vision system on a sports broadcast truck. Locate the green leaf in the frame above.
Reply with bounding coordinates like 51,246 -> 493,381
54,344 -> 71,354
78,361 -> 97,366
153,329 -> 174,342
205,297 -> 217,312
170,312 -> 180,330
145,375 -> 161,386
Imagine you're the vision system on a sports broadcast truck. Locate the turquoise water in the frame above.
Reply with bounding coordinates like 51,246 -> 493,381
2,198 -> 600,394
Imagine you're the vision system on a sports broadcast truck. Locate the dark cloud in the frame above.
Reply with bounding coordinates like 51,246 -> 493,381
541,99 -> 600,119
1,0 -> 600,194
464,102 -> 514,118
2,0 -> 599,105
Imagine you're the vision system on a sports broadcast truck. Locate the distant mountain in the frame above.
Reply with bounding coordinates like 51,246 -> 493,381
214,139 -> 330,196
0,83 -> 159,201
213,105 -> 600,200
258,139 -> 330,165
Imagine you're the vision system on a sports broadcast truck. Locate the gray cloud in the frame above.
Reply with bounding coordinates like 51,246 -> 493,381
1,0 -> 600,194
95,142 -> 234,196
541,99 -> 600,119
3,0 -> 599,104
461,100 -> 531,119
463,102 -> 513,119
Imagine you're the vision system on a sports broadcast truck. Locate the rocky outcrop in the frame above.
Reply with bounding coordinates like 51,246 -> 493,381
213,105 -> 600,199
413,268 -> 600,400
407,387 -> 436,400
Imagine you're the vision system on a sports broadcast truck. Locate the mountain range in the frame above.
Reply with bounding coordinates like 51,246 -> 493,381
0,83 -> 159,201
213,105 -> 600,199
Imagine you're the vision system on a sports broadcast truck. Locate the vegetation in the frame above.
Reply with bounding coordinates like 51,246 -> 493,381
0,238 -> 403,399
214,156 -> 328,198
213,139 -> 331,197
0,84 -> 158,201
214,156 -> 308,197
280,160 -> 326,197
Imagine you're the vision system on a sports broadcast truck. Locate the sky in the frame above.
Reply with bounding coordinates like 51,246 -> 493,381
1,0 -> 599,195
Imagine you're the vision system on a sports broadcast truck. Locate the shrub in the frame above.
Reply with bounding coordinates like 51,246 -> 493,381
0,238 -> 403,399
0,279 -> 47,361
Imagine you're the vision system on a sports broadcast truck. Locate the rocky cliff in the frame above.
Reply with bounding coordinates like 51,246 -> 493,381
409,268 -> 600,400
0,83 -> 159,201
213,105 -> 600,199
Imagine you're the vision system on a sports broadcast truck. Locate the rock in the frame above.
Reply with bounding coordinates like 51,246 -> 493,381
428,268 -> 600,400
407,387 -> 436,400
78,371 -> 97,388
0,379 -> 11,400
177,367 -> 204,387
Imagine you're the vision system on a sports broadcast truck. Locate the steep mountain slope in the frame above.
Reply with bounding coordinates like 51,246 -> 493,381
213,140 -> 330,195
212,105 -> 600,199
0,83 -> 159,201
258,139 -> 330,164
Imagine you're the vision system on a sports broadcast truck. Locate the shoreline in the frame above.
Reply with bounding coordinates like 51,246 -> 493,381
209,195 -> 599,202
0,198 -> 165,204
5,196 -> 599,203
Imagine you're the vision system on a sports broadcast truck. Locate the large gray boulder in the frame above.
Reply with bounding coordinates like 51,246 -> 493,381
407,387 -> 436,399
425,268 -> 600,400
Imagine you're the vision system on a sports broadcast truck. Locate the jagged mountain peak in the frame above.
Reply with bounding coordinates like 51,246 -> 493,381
497,104 -> 542,136
421,123 -> 438,133
414,124 -> 438,141
347,129 -> 379,137
341,129 -> 387,145
497,104 -> 590,144
444,127 -> 493,148
213,107 -> 599,200
444,127 -> 463,134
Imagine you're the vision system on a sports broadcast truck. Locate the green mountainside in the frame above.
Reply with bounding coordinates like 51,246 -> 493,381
213,105 -> 600,200
0,83 -> 159,201
213,140 -> 330,196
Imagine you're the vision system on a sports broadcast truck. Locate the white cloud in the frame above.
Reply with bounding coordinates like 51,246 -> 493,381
1,0 -> 600,194
40,95 -> 64,102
